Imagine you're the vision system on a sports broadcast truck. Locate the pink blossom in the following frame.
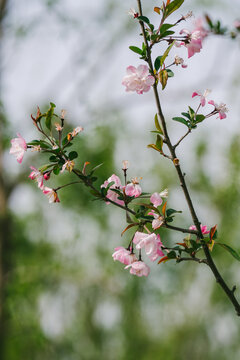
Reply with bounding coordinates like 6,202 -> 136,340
150,189 -> 168,207
112,247 -> 137,265
133,231 -> 164,262
194,18 -> 208,39
189,224 -> 209,235
125,261 -> 150,277
180,29 -> 203,58
42,187 -> 60,203
192,89 -> 211,107
148,211 -> 164,230
208,100 -> 228,120
29,166 -> 44,189
125,178 -> 142,198
9,133 -> 27,163
122,65 -> 155,94
101,174 -> 124,206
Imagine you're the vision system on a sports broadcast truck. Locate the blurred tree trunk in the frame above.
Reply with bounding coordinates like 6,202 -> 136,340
0,1 -> 10,358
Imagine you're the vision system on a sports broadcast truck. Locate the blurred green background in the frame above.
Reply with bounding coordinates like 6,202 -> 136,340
1,0 -> 240,359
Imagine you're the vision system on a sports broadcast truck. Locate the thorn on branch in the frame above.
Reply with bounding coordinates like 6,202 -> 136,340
232,285 -> 237,294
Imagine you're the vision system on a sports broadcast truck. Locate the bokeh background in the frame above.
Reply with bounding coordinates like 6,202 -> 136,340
1,0 -> 240,359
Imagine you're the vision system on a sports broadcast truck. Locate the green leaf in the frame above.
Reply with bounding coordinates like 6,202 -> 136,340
89,163 -> 103,175
166,208 -> 182,217
154,56 -> 162,71
129,46 -> 143,55
68,151 -> 78,160
160,41 -> 176,66
165,0 -> 184,18
215,243 -> 240,262
159,30 -> 175,38
49,155 -> 57,162
160,23 -> 174,33
156,134 -> 163,151
188,106 -> 196,121
53,165 -> 60,175
154,113 -> 163,134
45,102 -> 56,130
159,69 -> 168,90
172,117 -> 189,126
166,69 -> 174,77
195,114 -> 206,123
138,15 -> 150,24
167,251 -> 177,259
181,112 -> 191,120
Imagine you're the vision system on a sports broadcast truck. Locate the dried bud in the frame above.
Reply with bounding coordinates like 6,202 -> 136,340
61,109 -> 67,119
55,123 -> 63,131
173,158 -> 179,165
31,145 -> 41,152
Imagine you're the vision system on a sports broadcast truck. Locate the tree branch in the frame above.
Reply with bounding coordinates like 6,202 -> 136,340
137,0 -> 240,316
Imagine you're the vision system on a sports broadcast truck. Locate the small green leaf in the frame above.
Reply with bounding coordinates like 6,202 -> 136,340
49,155 -> 57,162
53,165 -> 60,175
167,251 -> 177,259
160,41 -> 176,66
195,114 -> 206,123
165,0 -> 184,18
166,208 -> 182,217
159,30 -> 175,38
172,117 -> 189,126
215,243 -> 240,262
160,23 -> 174,33
156,134 -> 163,151
45,102 -> 56,130
188,106 -> 196,121
181,112 -> 191,120
154,56 -> 162,71
129,46 -> 143,55
154,113 -> 163,134
138,15 -> 150,24
68,151 -> 78,160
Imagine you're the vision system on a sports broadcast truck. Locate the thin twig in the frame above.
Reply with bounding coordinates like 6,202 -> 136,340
173,128 -> 191,149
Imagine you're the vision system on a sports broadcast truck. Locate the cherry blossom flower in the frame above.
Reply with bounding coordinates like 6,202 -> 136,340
174,55 -> 187,68
112,247 -> 137,265
29,166 -> 44,189
125,261 -> 150,277
192,89 -> 211,107
9,133 -> 27,163
150,189 -> 168,207
194,18 -> 208,39
61,160 -> 75,173
125,177 -> 142,198
180,29 -> 203,58
208,100 -> 228,120
122,65 -> 155,94
234,20 -> 240,30
43,172 -> 51,180
42,187 -> 60,203
189,224 -> 209,235
148,211 -> 164,230
101,174 -> 124,206
133,232 -> 164,262
61,109 -> 67,119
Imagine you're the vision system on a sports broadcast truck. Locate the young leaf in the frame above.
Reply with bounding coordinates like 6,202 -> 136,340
160,41 -> 176,66
188,106 -> 196,121
215,243 -> 240,262
138,16 -> 150,24
165,0 -> 184,18
166,208 -> 182,217
172,117 -> 189,126
195,114 -> 205,123
160,23 -> 174,34
53,165 -> 60,175
154,113 -> 163,134
45,102 -> 56,130
147,144 -> 161,153
154,56 -> 162,72
68,151 -> 78,160
129,46 -> 143,55
156,134 -> 163,151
